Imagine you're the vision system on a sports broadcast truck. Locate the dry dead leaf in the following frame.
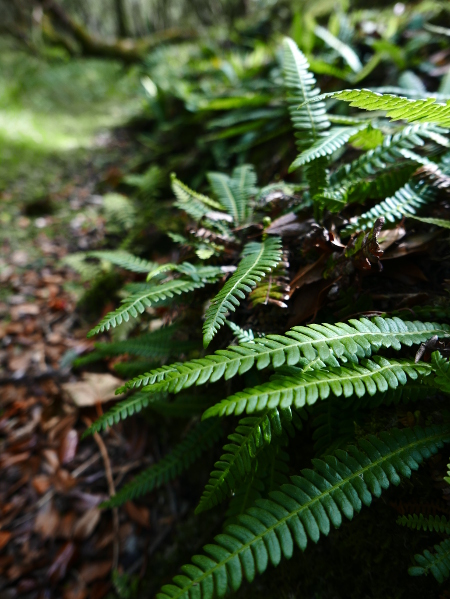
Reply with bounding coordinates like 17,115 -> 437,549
62,373 -> 123,407
34,501 -> 60,539
0,531 -> 12,551
79,560 -> 112,584
124,501 -> 150,528
73,507 -> 101,540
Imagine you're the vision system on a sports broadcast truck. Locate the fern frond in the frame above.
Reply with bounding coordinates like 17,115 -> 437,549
332,124 -> 447,186
226,321 -> 256,344
411,216 -> 450,228
202,237 -> 282,348
342,183 -> 433,235
171,173 -> 225,214
147,394 -> 213,419
282,37 -> 330,150
315,89 -> 450,127
82,392 -> 161,437
397,513 -> 450,534
289,125 -> 367,172
87,325 -> 197,359
224,448 -> 290,526
311,399 -> 360,455
202,357 -> 432,418
102,418 -> 223,508
409,538 -> 450,583
87,251 -> 156,274
88,279 -> 206,336
156,424 -> 450,599
196,408 -> 291,514
118,317 -> 450,394
432,351 -> 450,394
207,164 -> 257,224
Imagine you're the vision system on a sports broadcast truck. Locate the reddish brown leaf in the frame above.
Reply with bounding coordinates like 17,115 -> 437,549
34,501 -> 60,539
79,560 -> 112,584
0,531 -> 12,551
124,501 -> 150,528
32,475 -> 52,495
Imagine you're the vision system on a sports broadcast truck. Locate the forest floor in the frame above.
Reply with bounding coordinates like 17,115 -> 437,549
0,43 -> 172,599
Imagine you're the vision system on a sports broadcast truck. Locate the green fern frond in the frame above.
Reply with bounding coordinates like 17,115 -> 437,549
171,173 -> 225,214
118,317 -> 450,394
87,251 -> 157,274
314,89 -> 450,127
432,351 -> 450,394
311,399 -> 360,455
342,183 -> 433,235
202,237 -> 283,348
88,279 -> 206,336
91,332 -> 197,360
156,424 -> 450,599
397,513 -> 450,534
224,448 -> 290,526
411,216 -> 450,228
332,124 -> 447,186
207,164 -> 257,224
82,392 -> 162,437
202,357 -> 432,418
226,321 -> 256,344
113,359 -> 160,379
147,394 -> 213,419
289,124 -> 368,172
102,418 -> 223,508
196,408 -> 291,514
409,538 -> 450,583
282,37 -> 330,149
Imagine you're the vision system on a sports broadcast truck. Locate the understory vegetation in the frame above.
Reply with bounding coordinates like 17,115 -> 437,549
3,0 -> 450,598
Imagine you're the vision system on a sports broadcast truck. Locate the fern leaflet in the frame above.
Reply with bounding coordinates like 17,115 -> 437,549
397,513 -> 450,534
87,251 -> 156,274
409,539 -> 450,583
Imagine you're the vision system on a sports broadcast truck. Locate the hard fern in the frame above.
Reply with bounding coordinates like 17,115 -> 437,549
156,424 -> 450,599
315,89 -> 450,127
409,539 -> 450,584
207,165 -> 257,225
102,418 -> 223,508
202,236 -> 282,348
88,278 -> 207,336
196,408 -> 292,514
397,513 -> 450,534
118,317 -> 450,394
202,357 -> 432,418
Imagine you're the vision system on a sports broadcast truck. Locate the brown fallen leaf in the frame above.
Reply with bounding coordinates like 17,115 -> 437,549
60,429 -> 79,465
62,373 -> 123,407
32,475 -> 52,495
0,531 -> 12,551
79,560 -> 112,584
73,507 -> 101,540
34,500 -> 60,539
124,501 -> 150,528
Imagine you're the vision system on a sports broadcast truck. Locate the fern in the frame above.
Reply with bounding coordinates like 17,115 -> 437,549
87,251 -> 157,274
202,357 -> 432,418
226,321 -> 256,344
88,279 -> 206,336
432,351 -> 450,394
282,37 -> 330,149
102,418 -> 223,508
156,424 -> 450,599
207,165 -> 257,224
411,216 -> 450,228
202,237 -> 282,348
196,408 -> 290,514
342,183 -> 433,235
289,124 -> 368,171
171,173 -> 225,214
409,539 -> 450,583
118,317 -> 450,394
314,89 -> 450,127
82,392 -> 164,437
397,513 -> 450,534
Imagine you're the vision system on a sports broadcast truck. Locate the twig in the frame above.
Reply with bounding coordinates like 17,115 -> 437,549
84,418 -> 119,570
